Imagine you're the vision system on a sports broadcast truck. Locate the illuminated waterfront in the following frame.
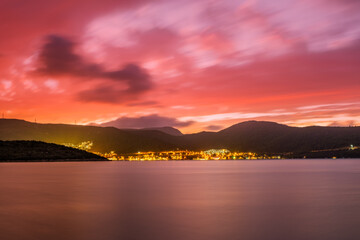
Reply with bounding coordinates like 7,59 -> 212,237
63,141 -> 359,161
98,149 -> 281,161
63,140 -> 282,160
62,140 -> 276,160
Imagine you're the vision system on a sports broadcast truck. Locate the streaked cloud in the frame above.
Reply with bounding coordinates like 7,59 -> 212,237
100,114 -> 194,129
297,102 -> 360,110
180,111 -> 295,123
0,0 -> 359,131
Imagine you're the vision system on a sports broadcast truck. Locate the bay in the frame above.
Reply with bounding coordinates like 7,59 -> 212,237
1,160 -> 360,240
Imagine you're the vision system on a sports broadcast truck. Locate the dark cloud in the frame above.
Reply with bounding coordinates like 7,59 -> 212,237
38,35 -> 83,75
37,35 -> 153,103
105,64 -> 152,94
100,114 -> 194,129
127,100 -> 159,107
204,125 -> 223,131
77,86 -> 125,103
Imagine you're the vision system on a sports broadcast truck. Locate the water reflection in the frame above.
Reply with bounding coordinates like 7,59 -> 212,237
1,160 -> 360,240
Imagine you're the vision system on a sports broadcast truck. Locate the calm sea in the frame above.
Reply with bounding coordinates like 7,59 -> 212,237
1,160 -> 360,240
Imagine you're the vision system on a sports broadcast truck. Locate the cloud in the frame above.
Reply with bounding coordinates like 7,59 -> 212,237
204,125 -> 223,131
77,86 -> 124,103
297,102 -> 360,111
2,0 -> 360,128
100,114 -> 194,128
283,114 -> 360,127
127,100 -> 159,107
36,35 -> 153,103
0,0 -> 153,49
182,39 -> 360,107
180,111 -> 295,123
37,35 -> 84,75
327,0 -> 360,6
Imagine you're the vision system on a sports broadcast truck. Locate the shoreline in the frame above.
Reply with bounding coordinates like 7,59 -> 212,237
1,158 -> 359,163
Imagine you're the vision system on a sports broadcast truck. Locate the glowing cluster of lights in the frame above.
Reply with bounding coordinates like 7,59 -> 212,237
95,149 -> 281,161
63,141 -> 93,151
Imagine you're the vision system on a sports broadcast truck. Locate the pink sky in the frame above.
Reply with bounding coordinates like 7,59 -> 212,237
0,0 -> 359,133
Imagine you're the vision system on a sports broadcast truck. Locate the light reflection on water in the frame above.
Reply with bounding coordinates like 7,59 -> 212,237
1,160 -> 360,240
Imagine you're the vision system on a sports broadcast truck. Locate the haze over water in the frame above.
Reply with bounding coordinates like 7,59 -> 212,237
1,160 -> 360,240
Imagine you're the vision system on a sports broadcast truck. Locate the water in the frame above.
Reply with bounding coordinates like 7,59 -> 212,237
1,160 -> 360,240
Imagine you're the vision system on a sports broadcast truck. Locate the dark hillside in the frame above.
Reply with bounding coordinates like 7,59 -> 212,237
0,140 -> 107,161
1,119 -> 359,155
0,119 -> 181,153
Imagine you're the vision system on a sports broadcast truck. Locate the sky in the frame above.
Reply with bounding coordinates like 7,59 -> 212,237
0,0 -> 359,133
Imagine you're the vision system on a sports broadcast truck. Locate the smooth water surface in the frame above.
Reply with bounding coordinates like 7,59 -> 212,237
1,160 -> 360,240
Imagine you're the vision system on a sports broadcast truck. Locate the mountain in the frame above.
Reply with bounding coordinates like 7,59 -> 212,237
215,121 -> 360,153
0,119 -> 181,153
141,127 -> 183,136
0,119 -> 359,156
94,123 -> 183,136
184,120 -> 360,153
0,140 -> 107,161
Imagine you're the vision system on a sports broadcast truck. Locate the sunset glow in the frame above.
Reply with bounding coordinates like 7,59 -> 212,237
1,0 -> 359,133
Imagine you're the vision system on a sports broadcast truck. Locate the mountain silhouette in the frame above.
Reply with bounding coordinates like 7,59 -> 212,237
0,119 -> 180,153
0,119 -> 359,155
0,140 -> 107,161
141,127 -> 183,136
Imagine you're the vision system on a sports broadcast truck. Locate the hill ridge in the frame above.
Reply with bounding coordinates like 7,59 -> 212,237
0,118 -> 359,154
